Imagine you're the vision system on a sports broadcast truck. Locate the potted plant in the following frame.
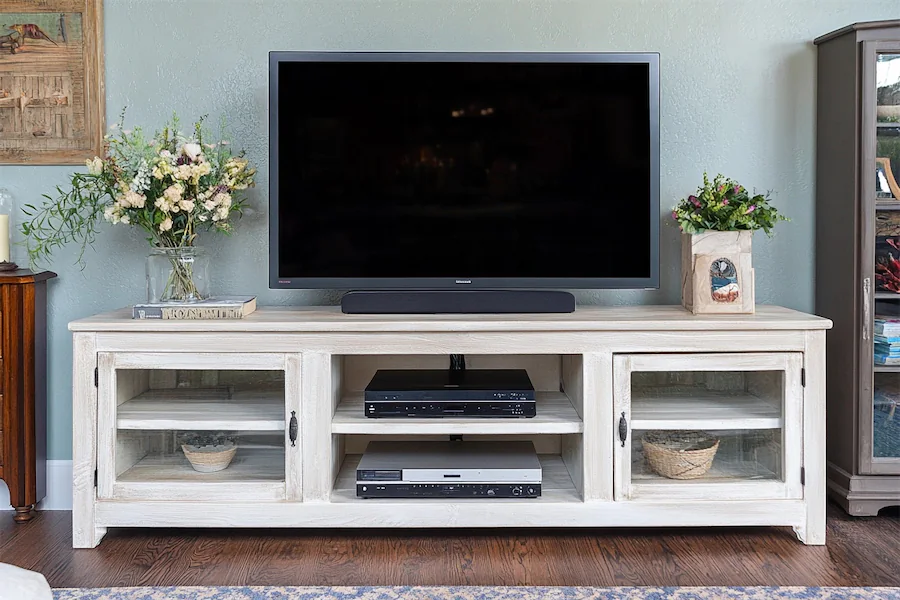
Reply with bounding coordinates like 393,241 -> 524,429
673,173 -> 787,314
20,112 -> 256,303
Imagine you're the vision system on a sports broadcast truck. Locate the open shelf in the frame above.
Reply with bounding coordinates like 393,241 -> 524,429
117,446 -> 284,483
332,392 -> 583,434
116,389 -> 284,431
330,453 -> 581,503
631,390 -> 782,430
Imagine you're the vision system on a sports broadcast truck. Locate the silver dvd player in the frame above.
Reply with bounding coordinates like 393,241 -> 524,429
356,440 -> 542,499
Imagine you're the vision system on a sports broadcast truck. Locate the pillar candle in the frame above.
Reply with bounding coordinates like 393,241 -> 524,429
0,214 -> 9,262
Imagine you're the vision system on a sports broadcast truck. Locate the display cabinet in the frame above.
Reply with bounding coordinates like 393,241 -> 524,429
816,20 -> 900,515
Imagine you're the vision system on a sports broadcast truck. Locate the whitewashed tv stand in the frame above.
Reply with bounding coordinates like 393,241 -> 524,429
69,305 -> 831,548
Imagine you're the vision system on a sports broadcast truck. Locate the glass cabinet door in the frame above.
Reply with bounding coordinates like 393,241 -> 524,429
613,353 -> 803,501
865,46 -> 900,474
96,352 -> 299,501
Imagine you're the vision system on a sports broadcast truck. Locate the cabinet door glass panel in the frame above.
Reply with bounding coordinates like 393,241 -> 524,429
872,52 -> 900,467
614,354 -> 802,502
102,366 -> 288,500
630,370 -> 784,484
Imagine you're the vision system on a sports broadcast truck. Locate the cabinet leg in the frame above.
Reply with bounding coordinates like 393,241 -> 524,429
13,505 -> 35,523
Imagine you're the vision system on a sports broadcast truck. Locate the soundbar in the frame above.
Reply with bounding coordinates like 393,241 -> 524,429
341,290 -> 576,314
356,482 -> 541,498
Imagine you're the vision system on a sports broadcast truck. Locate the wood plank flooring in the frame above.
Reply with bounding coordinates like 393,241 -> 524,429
0,502 -> 898,588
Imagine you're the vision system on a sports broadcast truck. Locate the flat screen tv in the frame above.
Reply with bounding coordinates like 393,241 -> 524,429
269,52 -> 660,310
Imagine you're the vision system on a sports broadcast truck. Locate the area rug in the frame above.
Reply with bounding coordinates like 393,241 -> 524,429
50,587 -> 900,600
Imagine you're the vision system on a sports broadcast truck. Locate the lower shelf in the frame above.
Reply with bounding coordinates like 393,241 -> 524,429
331,453 -> 581,503
118,446 -> 285,483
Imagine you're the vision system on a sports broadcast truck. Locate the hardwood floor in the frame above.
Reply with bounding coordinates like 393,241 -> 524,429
1,502 -> 899,588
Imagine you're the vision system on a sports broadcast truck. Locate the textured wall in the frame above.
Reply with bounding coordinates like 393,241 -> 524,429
0,0 -> 897,460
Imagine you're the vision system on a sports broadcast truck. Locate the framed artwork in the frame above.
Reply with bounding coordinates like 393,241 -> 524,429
0,0 -> 104,164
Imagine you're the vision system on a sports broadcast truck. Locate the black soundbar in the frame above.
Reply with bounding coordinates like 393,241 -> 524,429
341,290 -> 576,314
356,482 -> 542,498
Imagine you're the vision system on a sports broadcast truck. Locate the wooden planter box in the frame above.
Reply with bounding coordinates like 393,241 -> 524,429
681,231 -> 755,314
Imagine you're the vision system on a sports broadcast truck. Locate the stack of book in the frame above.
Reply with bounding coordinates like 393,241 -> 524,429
875,316 -> 900,365
132,296 -> 257,320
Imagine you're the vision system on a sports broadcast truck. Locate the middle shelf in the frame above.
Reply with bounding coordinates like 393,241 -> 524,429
332,392 -> 584,434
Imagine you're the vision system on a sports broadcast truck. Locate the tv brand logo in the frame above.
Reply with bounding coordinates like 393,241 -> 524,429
455,280 -> 472,284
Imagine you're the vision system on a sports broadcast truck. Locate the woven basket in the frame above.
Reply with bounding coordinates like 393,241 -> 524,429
641,431 -> 719,480
181,441 -> 237,473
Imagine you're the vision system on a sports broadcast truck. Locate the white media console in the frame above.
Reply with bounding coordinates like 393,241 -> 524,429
69,305 -> 831,548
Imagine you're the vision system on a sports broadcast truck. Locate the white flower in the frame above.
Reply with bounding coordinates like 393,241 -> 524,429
213,192 -> 231,209
103,205 -> 117,223
173,164 -> 193,181
159,149 -> 171,159
203,199 -> 217,211
214,206 -> 229,222
85,156 -> 103,175
159,216 -> 173,232
163,184 -> 183,204
154,197 -> 171,212
179,199 -> 195,212
120,214 -> 130,225
204,143 -> 217,150
124,190 -> 146,208
182,143 -> 203,162
198,214 -> 208,222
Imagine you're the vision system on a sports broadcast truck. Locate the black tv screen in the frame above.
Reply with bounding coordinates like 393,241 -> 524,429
270,52 -> 659,290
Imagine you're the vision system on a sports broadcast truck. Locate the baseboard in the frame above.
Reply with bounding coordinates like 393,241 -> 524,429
0,460 -> 72,511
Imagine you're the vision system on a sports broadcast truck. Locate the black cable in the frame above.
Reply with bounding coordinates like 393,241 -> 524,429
450,354 -> 466,371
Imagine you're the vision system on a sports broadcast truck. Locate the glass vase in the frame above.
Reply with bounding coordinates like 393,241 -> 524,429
146,247 -> 210,303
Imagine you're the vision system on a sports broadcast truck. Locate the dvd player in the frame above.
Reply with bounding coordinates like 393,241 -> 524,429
364,369 -> 536,418
356,440 -> 542,499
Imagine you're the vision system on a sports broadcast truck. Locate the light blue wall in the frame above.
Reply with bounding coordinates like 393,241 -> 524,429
1,0 -> 897,460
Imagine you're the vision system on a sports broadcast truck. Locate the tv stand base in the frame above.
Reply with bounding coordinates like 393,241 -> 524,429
341,290 -> 576,314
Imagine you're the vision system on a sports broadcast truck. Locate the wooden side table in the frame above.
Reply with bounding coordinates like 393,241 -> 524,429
0,270 -> 56,522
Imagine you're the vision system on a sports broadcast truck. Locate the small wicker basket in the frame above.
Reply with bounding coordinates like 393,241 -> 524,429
181,441 -> 237,473
641,431 -> 719,480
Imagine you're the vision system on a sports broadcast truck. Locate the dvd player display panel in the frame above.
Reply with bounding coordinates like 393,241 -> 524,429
364,369 -> 536,418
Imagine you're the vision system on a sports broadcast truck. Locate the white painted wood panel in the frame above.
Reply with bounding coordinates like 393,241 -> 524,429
332,392 -> 582,435
332,454 -> 579,504
110,352 -> 286,370
631,393 -> 783,430
94,499 -> 808,529
72,332 -> 104,548
116,390 -> 285,431
96,353 -> 117,501
285,354 -> 303,501
70,305 -> 832,333
91,330 -> 811,355
799,330 -> 827,545
301,353 -> 333,502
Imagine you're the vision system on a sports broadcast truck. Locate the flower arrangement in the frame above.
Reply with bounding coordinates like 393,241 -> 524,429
672,173 -> 787,236
20,111 -> 256,300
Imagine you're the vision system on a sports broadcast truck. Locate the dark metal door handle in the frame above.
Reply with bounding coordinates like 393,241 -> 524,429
289,411 -> 298,447
618,412 -> 628,447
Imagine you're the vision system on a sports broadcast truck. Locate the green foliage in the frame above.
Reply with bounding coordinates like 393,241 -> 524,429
19,110 -> 256,268
671,173 -> 788,236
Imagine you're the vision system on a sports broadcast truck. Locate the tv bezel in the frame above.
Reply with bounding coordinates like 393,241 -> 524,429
268,51 -> 660,291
